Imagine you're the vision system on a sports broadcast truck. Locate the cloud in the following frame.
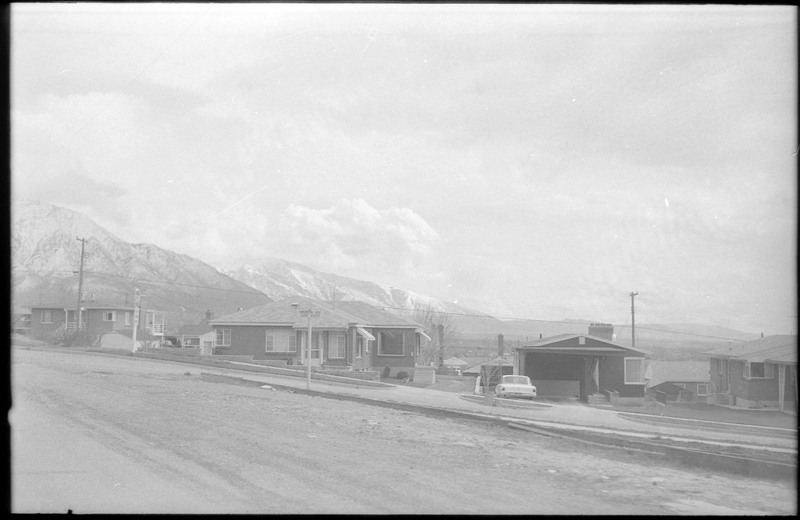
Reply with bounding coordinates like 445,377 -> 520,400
277,198 -> 440,278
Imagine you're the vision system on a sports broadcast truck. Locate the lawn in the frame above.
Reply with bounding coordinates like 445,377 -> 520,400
620,402 -> 797,429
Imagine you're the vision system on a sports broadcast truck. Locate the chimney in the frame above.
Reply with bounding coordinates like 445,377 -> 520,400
588,322 -> 614,341
497,333 -> 504,357
539,333 -> 542,339
205,310 -> 214,321
761,332 -> 764,338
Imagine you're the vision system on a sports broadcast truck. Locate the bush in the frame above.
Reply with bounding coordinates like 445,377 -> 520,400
435,365 -> 450,375
381,366 -> 391,379
396,371 -> 409,380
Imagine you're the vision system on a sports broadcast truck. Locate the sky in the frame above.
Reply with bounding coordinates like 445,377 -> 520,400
10,3 -> 798,334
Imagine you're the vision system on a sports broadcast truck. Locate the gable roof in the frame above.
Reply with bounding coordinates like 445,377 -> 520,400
517,333 -> 651,356
210,296 -> 423,330
443,357 -> 469,366
704,335 -> 797,364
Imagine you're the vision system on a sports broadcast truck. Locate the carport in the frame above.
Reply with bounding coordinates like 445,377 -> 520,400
515,334 -> 650,403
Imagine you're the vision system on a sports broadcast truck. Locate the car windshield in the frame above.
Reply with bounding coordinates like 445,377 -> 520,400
503,376 -> 530,385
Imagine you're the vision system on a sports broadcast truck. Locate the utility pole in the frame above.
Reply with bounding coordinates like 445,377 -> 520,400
75,237 -> 87,331
132,288 -> 141,353
629,291 -> 638,349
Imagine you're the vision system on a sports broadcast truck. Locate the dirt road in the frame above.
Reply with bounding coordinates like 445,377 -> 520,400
10,347 -> 796,514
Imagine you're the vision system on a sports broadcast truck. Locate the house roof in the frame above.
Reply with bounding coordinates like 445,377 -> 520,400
443,357 -> 469,367
705,335 -> 797,364
178,323 -> 214,336
648,360 -> 710,386
210,296 -> 423,330
516,333 -> 651,356
326,300 -> 422,328
463,356 -> 515,374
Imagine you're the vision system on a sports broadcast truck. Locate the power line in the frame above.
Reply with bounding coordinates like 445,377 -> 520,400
12,269 -> 756,342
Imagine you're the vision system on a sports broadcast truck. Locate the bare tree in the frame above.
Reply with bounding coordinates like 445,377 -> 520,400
412,302 -> 458,367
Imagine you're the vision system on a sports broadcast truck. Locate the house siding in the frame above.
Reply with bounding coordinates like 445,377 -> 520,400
600,356 -> 646,398
30,308 -> 68,340
369,329 -> 416,377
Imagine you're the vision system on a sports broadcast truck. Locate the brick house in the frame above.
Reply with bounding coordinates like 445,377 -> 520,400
208,296 -> 430,377
29,301 -> 166,346
706,335 -> 797,412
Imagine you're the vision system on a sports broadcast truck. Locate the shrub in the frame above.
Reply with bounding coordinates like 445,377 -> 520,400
396,371 -> 409,380
381,366 -> 391,379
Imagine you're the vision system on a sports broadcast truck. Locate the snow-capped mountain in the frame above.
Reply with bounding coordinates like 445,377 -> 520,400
11,200 -> 272,329
219,258 -> 488,318
11,200 -> 486,332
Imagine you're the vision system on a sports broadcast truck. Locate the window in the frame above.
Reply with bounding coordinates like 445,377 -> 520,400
41,310 -> 53,324
696,384 -> 709,396
378,330 -> 404,356
745,362 -> 774,379
356,336 -> 364,358
329,333 -> 346,359
103,311 -> 116,322
124,312 -> 131,326
265,332 -> 297,352
624,357 -> 646,384
216,329 -> 231,346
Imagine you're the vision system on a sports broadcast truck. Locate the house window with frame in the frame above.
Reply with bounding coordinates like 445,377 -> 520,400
216,329 -> 231,347
328,333 -> 346,359
103,311 -> 116,322
124,312 -> 131,326
356,336 -> 364,358
623,357 -> 646,384
41,310 -> 53,324
265,332 -> 298,352
696,383 -> 709,396
745,362 -> 774,379
378,330 -> 404,356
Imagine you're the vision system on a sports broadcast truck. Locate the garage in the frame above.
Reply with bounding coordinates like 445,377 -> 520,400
515,331 -> 650,404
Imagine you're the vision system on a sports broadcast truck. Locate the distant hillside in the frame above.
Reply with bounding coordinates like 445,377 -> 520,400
219,257 -> 489,318
444,315 -> 760,360
11,200 -> 272,332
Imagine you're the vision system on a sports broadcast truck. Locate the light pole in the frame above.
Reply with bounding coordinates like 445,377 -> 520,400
298,307 -> 320,390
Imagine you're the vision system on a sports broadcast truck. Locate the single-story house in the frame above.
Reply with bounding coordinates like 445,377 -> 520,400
178,311 -> 217,353
463,356 -> 515,386
12,305 -> 32,335
208,296 -> 430,378
29,301 -> 166,345
705,335 -> 797,412
515,325 -> 651,405
646,360 -> 711,403
442,356 -> 469,374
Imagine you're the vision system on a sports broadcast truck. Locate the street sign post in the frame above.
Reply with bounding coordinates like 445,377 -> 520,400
298,309 -> 320,389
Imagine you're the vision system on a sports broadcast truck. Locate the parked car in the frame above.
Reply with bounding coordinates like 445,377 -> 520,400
495,375 -> 537,399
